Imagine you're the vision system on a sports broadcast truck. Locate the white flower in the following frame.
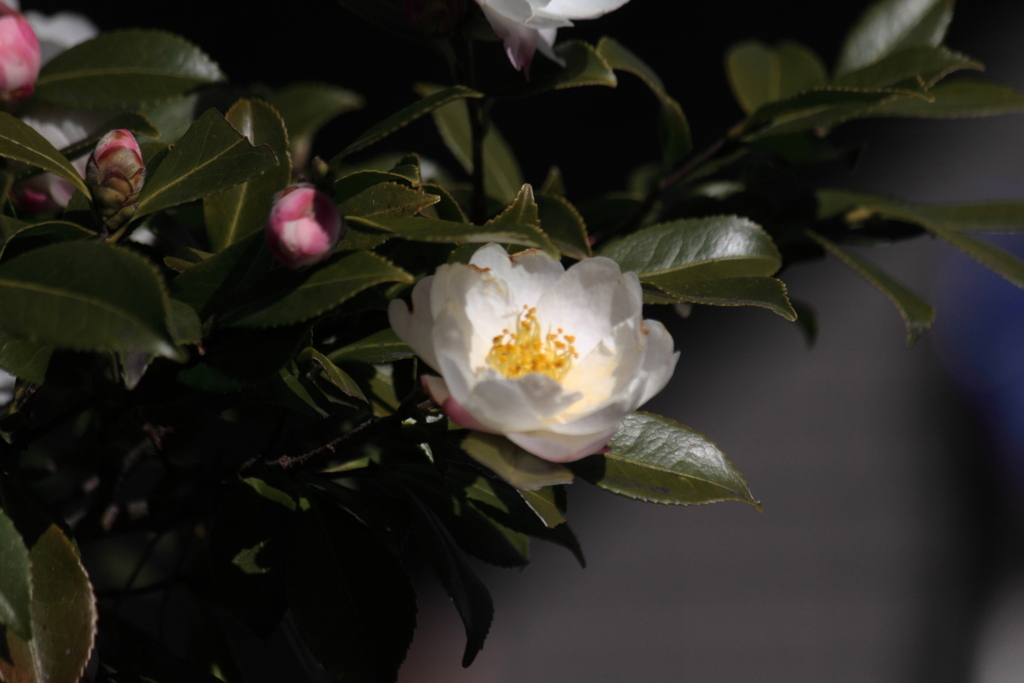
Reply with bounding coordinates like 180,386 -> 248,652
475,0 -> 630,73
388,244 -> 678,463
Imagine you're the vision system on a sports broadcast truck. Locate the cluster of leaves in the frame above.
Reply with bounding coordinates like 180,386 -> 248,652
0,0 -> 1021,681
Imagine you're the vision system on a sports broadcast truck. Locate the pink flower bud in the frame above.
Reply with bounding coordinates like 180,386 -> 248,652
265,184 -> 344,269
403,0 -> 466,36
86,129 -> 146,227
0,2 -> 40,107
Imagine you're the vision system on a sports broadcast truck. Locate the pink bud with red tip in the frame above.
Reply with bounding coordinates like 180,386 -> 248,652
0,2 -> 40,108
86,129 -> 145,228
265,184 -> 344,269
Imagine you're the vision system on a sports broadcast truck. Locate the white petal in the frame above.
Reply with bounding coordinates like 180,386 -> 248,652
480,5 -> 540,72
636,319 -> 679,406
470,245 -> 565,309
507,426 -> 618,463
479,0 -> 535,23
421,374 -> 451,405
535,257 -> 642,358
24,11 -> 98,65
534,29 -> 565,66
387,276 -> 440,372
464,373 -> 581,432
541,0 -> 631,20
431,262 -> 519,369
433,302 -> 481,404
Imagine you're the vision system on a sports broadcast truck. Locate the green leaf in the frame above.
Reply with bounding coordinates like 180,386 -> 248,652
58,111 -> 161,162
461,432 -> 574,491
0,111 -> 90,198
422,183 -> 469,223
0,508 -> 32,640
349,212 -> 557,258
266,82 -> 364,163
333,85 -> 483,162
35,29 -> 225,108
570,412 -> 761,508
648,276 -> 798,321
536,194 -> 591,260
600,216 -> 782,285
836,0 -> 954,76
405,492 -> 493,667
169,230 -> 272,318
806,231 -> 935,346
596,37 -> 691,165
298,347 -> 368,402
725,40 -> 828,115
484,184 -> 559,259
817,188 -> 1024,290
817,188 -> 1024,231
334,170 -> 413,204
833,45 -> 981,90
0,241 -> 179,359
136,108 -> 279,218
518,488 -> 566,529
0,331 -> 52,385
327,328 -> 414,364
166,299 -> 202,346
338,182 -> 440,218
500,41 -> 617,98
287,500 -> 416,683
859,79 -> 1024,117
0,525 -> 97,683
203,99 -> 291,253
0,221 -> 93,263
222,250 -> 413,328
415,83 -> 523,205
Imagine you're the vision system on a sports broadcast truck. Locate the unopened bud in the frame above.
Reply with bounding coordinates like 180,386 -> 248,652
265,184 -> 344,269
403,0 -> 466,36
86,129 -> 145,229
0,2 -> 40,108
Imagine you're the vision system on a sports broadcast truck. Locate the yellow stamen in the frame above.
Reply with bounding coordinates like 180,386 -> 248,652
486,310 -> 577,381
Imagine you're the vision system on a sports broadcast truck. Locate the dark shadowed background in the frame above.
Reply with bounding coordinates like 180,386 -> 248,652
30,1 -> 1024,681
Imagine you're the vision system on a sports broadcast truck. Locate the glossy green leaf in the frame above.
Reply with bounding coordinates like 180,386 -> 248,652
860,79 -> 1024,117
836,0 -> 954,76
416,83 -> 523,204
726,40 -> 828,114
222,250 -> 413,328
501,41 -> 617,98
204,99 -> 291,252
806,231 -> 935,346
139,93 -> 201,146
817,188 -> 1024,232
929,228 -> 1024,290
571,412 -> 760,508
333,85 -> 483,161
0,525 -> 97,683
0,111 -> 90,198
338,182 -> 440,218
299,347 -> 368,402
0,241 -> 179,359
600,216 -> 782,285
461,433 -> 574,491
266,82 -> 364,163
136,108 -> 279,217
334,170 -> 413,204
536,194 -> 591,260
648,276 -> 798,321
288,501 -> 416,683
0,508 -> 31,640
166,299 -> 202,346
35,29 -> 225,108
519,488 -> 566,529
0,221 -> 92,263
326,328 -> 414,364
406,492 -> 493,667
596,37 -> 691,165
747,86 -> 927,129
483,184 -> 559,258
422,182 -> 469,223
0,331 -> 51,385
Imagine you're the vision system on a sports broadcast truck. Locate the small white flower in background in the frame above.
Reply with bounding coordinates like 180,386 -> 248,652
475,0 -> 630,74
389,244 -> 678,463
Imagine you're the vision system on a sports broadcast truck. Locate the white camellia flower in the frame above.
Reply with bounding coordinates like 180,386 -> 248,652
388,244 -> 679,463
475,0 -> 630,73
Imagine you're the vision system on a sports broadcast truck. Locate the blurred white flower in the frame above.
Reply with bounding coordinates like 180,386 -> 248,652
389,244 -> 678,463
475,0 -> 630,73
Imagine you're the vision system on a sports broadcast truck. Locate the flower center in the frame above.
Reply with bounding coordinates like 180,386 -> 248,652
486,305 -> 578,381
